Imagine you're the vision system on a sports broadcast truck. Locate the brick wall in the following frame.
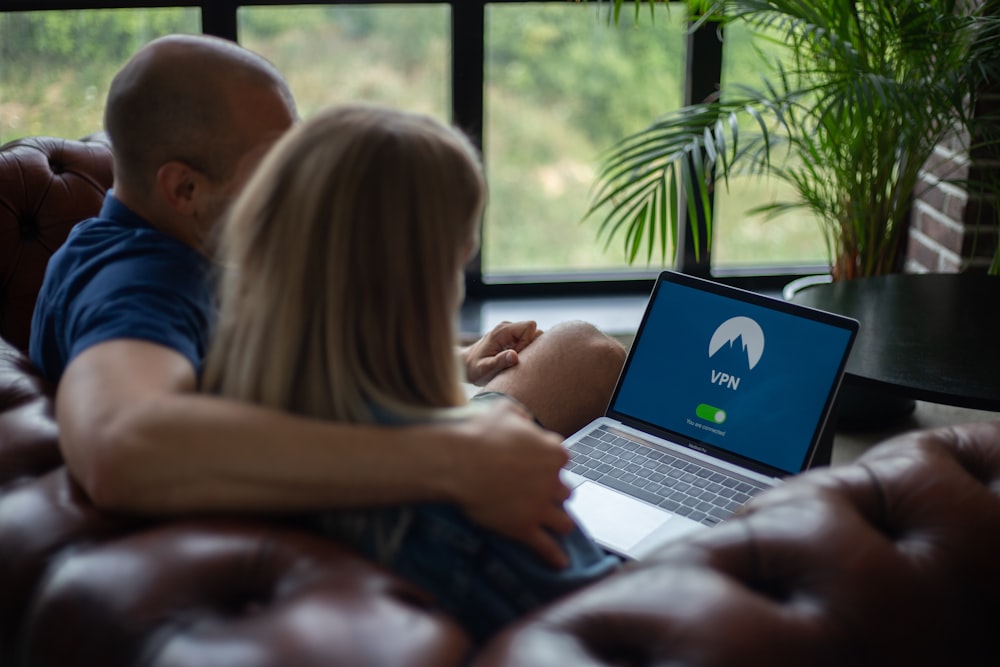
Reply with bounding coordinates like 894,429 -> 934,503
907,2 -> 999,274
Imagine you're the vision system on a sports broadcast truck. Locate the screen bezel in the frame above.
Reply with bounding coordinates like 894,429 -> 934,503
605,270 -> 859,477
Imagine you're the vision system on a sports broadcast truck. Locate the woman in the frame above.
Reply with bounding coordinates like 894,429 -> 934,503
202,103 -> 619,642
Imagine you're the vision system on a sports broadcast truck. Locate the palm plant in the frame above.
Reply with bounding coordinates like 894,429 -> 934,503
588,0 -> 1000,279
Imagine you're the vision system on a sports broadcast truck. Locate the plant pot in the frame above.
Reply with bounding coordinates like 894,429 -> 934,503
831,379 -> 916,431
783,275 -> 916,431
781,274 -> 833,301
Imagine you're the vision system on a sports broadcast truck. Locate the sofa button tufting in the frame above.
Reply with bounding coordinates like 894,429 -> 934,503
49,160 -> 65,175
19,215 -> 37,239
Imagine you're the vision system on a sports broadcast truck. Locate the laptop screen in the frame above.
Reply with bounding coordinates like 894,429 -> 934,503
608,271 -> 857,476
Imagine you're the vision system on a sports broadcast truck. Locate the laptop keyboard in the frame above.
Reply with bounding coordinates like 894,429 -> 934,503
566,424 -> 769,527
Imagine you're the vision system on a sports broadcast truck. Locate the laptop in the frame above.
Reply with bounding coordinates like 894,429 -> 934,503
563,270 -> 858,559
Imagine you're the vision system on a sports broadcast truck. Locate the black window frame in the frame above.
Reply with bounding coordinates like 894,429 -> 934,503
0,0 -> 825,297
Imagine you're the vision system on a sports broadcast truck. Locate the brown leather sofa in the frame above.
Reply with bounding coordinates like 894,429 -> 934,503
2,136 -> 1000,666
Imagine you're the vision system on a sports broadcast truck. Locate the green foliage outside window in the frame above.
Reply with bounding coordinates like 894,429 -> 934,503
0,3 -> 830,272
0,10 -> 194,64
0,9 -> 199,141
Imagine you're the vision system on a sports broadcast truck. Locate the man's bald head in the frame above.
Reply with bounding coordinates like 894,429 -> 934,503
104,34 -> 296,197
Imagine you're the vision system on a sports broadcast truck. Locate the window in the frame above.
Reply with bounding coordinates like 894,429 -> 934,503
237,4 -> 450,119
482,2 -> 687,277
0,1 -> 821,294
710,19 -> 827,268
0,8 -> 200,143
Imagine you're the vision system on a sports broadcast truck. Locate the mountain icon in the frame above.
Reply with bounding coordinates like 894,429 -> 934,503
708,316 -> 765,370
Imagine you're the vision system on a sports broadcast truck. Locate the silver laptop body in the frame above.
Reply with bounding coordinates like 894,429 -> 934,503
563,270 -> 859,559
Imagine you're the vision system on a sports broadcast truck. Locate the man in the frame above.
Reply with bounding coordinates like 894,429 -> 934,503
30,34 -> 626,568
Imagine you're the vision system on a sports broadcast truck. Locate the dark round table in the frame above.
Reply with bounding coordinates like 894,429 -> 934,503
789,273 -> 1000,412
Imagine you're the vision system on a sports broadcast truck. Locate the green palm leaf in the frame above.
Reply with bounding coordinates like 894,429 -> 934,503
587,0 -> 1000,276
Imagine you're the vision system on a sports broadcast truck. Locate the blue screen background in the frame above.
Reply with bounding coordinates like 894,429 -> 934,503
611,280 -> 854,474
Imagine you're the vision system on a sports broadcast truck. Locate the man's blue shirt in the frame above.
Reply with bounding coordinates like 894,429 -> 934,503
29,192 -> 214,382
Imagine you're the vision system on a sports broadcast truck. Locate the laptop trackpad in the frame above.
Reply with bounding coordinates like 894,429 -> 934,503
568,481 -> 671,553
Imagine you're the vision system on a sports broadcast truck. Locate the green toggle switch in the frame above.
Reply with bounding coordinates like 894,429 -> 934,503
696,403 -> 727,424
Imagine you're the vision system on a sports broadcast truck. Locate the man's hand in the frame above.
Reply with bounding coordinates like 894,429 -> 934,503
461,320 -> 543,386
447,398 -> 575,569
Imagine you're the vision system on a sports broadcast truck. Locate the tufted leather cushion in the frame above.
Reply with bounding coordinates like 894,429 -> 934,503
0,339 -> 60,483
0,136 -> 113,352
0,335 -> 131,663
0,469 -> 137,662
21,520 -> 471,667
474,421 -> 1000,667
0,335 -> 471,667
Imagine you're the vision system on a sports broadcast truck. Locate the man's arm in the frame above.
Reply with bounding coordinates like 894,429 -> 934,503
56,339 -> 574,567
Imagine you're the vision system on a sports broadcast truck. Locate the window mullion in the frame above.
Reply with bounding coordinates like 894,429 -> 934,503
678,18 -> 724,278
202,1 -> 237,40
453,0 -> 486,287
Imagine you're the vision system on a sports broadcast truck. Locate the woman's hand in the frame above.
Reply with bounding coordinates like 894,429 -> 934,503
460,320 -> 544,386
445,399 -> 574,569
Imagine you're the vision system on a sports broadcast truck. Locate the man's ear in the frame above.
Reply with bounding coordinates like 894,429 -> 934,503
155,161 -> 202,217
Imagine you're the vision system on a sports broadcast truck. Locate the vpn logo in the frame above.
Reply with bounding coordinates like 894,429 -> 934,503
708,316 -> 765,391
709,316 -> 765,369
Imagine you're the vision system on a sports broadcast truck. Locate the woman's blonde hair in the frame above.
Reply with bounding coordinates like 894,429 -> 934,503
202,103 -> 486,423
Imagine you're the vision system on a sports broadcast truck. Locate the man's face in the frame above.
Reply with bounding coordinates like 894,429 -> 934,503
196,82 -> 296,236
